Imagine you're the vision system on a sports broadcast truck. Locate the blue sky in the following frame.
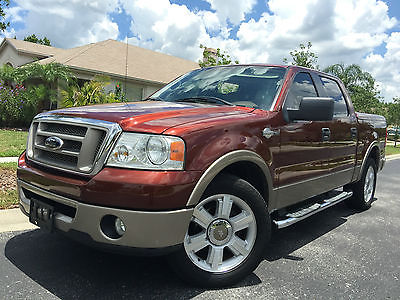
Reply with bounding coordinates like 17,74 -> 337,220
2,0 -> 400,102
107,0 -> 398,56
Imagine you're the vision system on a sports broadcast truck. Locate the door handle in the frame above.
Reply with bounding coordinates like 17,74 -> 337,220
351,127 -> 357,139
262,128 -> 280,139
321,128 -> 331,142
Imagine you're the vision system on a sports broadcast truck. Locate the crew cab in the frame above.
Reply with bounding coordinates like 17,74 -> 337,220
17,65 -> 386,287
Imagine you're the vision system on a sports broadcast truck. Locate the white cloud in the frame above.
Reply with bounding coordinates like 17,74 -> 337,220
6,0 -> 119,48
2,0 -> 400,101
363,32 -> 400,101
121,0 -> 212,62
204,0 -> 257,25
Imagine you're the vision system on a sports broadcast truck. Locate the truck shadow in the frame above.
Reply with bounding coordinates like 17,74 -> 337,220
265,201 -> 360,261
4,201 -> 362,298
4,231 -> 260,299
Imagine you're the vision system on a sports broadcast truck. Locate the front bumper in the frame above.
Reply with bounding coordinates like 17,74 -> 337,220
18,180 -> 193,249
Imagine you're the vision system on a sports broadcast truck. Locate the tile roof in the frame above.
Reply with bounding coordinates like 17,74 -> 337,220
2,38 -> 199,84
3,38 -> 63,57
38,39 -> 199,84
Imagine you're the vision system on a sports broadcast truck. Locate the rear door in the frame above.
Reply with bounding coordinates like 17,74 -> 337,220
314,75 -> 357,186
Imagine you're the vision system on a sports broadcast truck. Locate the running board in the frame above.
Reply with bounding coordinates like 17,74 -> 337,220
273,191 -> 353,229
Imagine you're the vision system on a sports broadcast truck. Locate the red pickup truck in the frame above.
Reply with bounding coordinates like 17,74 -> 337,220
17,65 -> 386,287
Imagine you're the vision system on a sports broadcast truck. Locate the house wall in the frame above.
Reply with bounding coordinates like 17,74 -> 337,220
143,85 -> 161,98
70,69 -> 163,101
0,43 -> 165,107
0,44 -> 41,67
105,80 -> 162,101
56,69 -> 164,106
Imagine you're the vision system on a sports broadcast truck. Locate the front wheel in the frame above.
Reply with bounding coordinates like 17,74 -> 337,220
345,158 -> 377,210
168,174 -> 271,288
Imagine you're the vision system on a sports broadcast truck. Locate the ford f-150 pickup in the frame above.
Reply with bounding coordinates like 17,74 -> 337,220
17,65 -> 387,287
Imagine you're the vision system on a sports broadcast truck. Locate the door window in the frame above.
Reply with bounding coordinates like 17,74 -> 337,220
285,72 -> 318,110
319,77 -> 348,117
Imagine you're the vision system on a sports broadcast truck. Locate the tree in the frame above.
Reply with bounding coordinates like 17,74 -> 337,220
0,0 -> 9,32
0,62 -> 73,110
283,41 -> 319,70
324,63 -> 383,114
198,44 -> 239,68
385,97 -> 400,147
24,34 -> 51,46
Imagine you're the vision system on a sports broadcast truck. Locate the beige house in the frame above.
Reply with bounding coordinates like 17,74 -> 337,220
0,38 -> 199,103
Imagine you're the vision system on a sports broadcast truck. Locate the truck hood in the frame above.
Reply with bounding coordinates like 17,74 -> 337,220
47,101 -> 254,133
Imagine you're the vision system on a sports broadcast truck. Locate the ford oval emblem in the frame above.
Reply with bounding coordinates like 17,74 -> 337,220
44,136 -> 64,150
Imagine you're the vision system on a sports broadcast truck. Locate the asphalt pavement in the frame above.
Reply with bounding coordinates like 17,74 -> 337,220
0,158 -> 399,299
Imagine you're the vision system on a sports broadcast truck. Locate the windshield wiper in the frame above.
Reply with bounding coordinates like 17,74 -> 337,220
174,96 -> 234,106
146,96 -> 164,101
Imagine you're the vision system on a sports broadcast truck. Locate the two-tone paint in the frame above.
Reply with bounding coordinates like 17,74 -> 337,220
17,65 -> 386,250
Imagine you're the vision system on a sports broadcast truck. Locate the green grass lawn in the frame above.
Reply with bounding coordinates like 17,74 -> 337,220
0,162 -> 18,209
0,129 -> 28,157
385,145 -> 400,156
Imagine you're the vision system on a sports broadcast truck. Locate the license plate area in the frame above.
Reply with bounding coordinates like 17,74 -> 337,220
29,199 -> 54,232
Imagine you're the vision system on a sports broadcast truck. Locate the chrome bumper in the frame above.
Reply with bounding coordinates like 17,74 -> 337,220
18,180 -> 193,248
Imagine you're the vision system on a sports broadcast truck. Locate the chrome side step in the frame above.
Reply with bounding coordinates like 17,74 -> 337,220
273,191 -> 353,229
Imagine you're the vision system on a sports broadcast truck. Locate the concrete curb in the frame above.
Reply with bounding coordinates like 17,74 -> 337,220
386,154 -> 400,161
0,157 -> 18,163
0,208 -> 37,233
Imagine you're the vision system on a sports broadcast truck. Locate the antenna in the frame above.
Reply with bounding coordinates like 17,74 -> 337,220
123,35 -> 129,105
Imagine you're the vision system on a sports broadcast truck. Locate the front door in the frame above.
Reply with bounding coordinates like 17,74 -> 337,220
275,71 -> 334,209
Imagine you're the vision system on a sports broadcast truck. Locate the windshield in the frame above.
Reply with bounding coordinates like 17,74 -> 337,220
150,66 -> 286,110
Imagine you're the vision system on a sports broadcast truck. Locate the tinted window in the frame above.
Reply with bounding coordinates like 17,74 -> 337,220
319,77 -> 348,117
150,66 -> 286,110
285,72 -> 318,110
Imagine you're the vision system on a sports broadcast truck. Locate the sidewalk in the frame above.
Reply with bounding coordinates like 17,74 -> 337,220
0,208 -> 37,233
0,157 -> 18,163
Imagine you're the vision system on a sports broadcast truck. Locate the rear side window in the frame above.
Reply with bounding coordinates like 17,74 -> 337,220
319,76 -> 348,117
285,72 -> 318,110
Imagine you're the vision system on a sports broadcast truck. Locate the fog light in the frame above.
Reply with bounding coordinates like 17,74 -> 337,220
115,217 -> 126,236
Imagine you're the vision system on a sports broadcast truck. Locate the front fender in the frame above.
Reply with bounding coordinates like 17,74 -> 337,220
186,150 -> 276,212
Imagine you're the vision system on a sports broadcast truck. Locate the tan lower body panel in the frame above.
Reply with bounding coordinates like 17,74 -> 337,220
18,180 -> 193,248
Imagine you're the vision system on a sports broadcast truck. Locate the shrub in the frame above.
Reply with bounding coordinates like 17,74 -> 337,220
0,82 -> 46,128
61,76 -> 121,107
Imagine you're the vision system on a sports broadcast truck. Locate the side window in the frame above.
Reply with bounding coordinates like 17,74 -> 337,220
285,72 -> 318,110
319,76 -> 348,117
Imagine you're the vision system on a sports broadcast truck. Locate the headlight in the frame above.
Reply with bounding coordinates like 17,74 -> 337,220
106,132 -> 185,170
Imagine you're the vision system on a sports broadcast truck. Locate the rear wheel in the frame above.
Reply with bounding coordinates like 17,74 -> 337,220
346,158 -> 377,210
168,174 -> 270,287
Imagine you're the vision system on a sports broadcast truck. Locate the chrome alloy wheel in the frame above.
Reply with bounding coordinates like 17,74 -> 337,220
364,165 -> 375,203
184,194 -> 257,273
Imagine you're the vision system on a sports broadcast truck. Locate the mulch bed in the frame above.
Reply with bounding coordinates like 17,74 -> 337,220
0,168 -> 17,192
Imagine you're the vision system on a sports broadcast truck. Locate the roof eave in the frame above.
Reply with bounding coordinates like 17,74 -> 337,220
67,64 -> 166,86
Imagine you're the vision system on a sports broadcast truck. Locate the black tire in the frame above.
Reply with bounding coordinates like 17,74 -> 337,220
168,174 -> 271,288
345,158 -> 377,210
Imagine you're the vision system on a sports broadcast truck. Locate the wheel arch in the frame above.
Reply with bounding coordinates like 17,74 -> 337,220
357,141 -> 380,181
186,150 -> 274,210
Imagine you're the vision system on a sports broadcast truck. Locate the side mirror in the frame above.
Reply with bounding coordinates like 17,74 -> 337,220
286,97 -> 334,122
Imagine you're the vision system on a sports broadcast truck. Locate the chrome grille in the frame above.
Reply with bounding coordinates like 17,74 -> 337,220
41,122 -> 87,137
27,116 -> 121,175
